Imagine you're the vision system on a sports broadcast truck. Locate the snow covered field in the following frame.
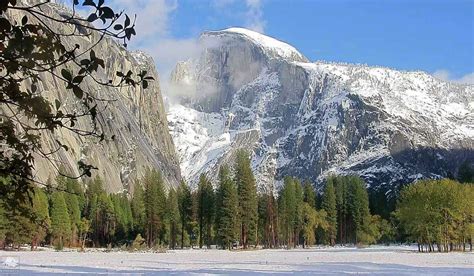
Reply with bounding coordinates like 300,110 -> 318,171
1,246 -> 473,275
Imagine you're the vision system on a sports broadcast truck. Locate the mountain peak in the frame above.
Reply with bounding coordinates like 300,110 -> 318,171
203,27 -> 308,62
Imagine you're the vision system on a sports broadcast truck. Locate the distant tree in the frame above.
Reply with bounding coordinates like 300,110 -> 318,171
278,177 -> 297,248
303,180 -> 316,208
78,217 -> 90,251
86,176 -> 115,246
30,187 -> 50,250
301,203 -> 327,248
458,161 -> 474,183
131,181 -> 146,236
322,177 -> 337,246
197,173 -> 214,248
110,193 -> 132,243
58,176 -> 81,245
167,188 -> 180,249
143,169 -> 166,247
257,192 -> 278,248
177,181 -> 192,248
50,191 -> 71,249
215,165 -> 239,249
235,150 -> 258,248
347,176 -> 371,245
396,179 -> 473,252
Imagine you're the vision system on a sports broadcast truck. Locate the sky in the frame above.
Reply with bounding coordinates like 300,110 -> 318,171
104,0 -> 473,84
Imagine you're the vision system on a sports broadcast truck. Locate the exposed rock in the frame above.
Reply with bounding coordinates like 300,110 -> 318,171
6,2 -> 181,191
168,27 -> 473,194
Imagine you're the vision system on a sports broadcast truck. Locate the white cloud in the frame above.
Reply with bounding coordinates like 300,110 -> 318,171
106,0 -> 267,88
433,70 -> 474,85
111,0 -> 177,42
245,0 -> 266,33
210,0 -> 266,33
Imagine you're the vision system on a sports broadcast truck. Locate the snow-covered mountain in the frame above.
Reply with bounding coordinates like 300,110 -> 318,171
167,27 -> 473,192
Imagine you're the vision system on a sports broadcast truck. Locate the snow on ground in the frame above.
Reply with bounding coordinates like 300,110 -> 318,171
1,245 -> 473,275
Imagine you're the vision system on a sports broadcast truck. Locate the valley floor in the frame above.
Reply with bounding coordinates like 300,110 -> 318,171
1,245 -> 473,275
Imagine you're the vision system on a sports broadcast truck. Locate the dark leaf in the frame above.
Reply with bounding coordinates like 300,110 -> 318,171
61,69 -> 72,81
125,14 -> 130,27
73,76 -> 84,84
21,15 -> 27,25
113,24 -> 123,30
83,0 -> 96,7
101,7 -> 114,19
72,86 -> 84,99
55,99 -> 61,110
86,13 -> 98,22
0,18 -> 11,31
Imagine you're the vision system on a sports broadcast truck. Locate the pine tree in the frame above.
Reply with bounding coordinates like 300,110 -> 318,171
334,176 -> 348,244
167,188 -> 180,249
278,176 -> 297,248
303,180 -> 316,208
235,150 -> 258,249
197,173 -> 214,248
86,177 -> 115,247
50,191 -> 71,249
63,180 -> 81,246
31,188 -> 50,250
215,165 -> 239,249
347,176 -> 370,244
177,181 -> 192,248
131,181 -> 146,236
322,177 -> 337,246
143,169 -> 166,247
293,179 -> 304,247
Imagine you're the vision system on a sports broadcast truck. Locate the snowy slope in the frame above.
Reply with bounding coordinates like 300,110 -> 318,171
204,27 -> 308,62
167,27 -> 474,192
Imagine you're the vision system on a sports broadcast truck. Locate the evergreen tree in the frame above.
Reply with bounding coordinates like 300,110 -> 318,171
303,180 -> 316,208
197,173 -> 214,248
322,177 -> 337,246
167,188 -> 180,249
143,169 -> 166,247
458,161 -> 474,183
177,181 -> 193,248
347,176 -> 371,244
86,177 -> 115,247
334,176 -> 348,244
257,193 -> 278,248
235,150 -> 258,248
61,178 -> 81,246
110,193 -> 132,243
215,165 -> 239,249
131,181 -> 146,236
278,177 -> 297,248
30,188 -> 50,250
293,179 -> 304,247
50,191 -> 71,249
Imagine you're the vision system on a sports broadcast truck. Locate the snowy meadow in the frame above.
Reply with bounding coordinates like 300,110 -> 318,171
1,245 -> 473,275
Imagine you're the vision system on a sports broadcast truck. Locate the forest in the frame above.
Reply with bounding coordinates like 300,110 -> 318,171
0,150 -> 472,253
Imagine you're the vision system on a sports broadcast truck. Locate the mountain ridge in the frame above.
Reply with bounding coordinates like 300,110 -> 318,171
168,27 -> 473,193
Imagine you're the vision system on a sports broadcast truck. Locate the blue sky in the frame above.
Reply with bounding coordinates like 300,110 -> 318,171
107,0 -> 473,83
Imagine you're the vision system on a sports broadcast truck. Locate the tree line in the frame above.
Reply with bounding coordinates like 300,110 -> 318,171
0,151 -> 472,252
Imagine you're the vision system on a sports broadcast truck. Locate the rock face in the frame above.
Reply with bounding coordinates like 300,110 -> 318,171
168,27 -> 473,193
10,2 -> 181,191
